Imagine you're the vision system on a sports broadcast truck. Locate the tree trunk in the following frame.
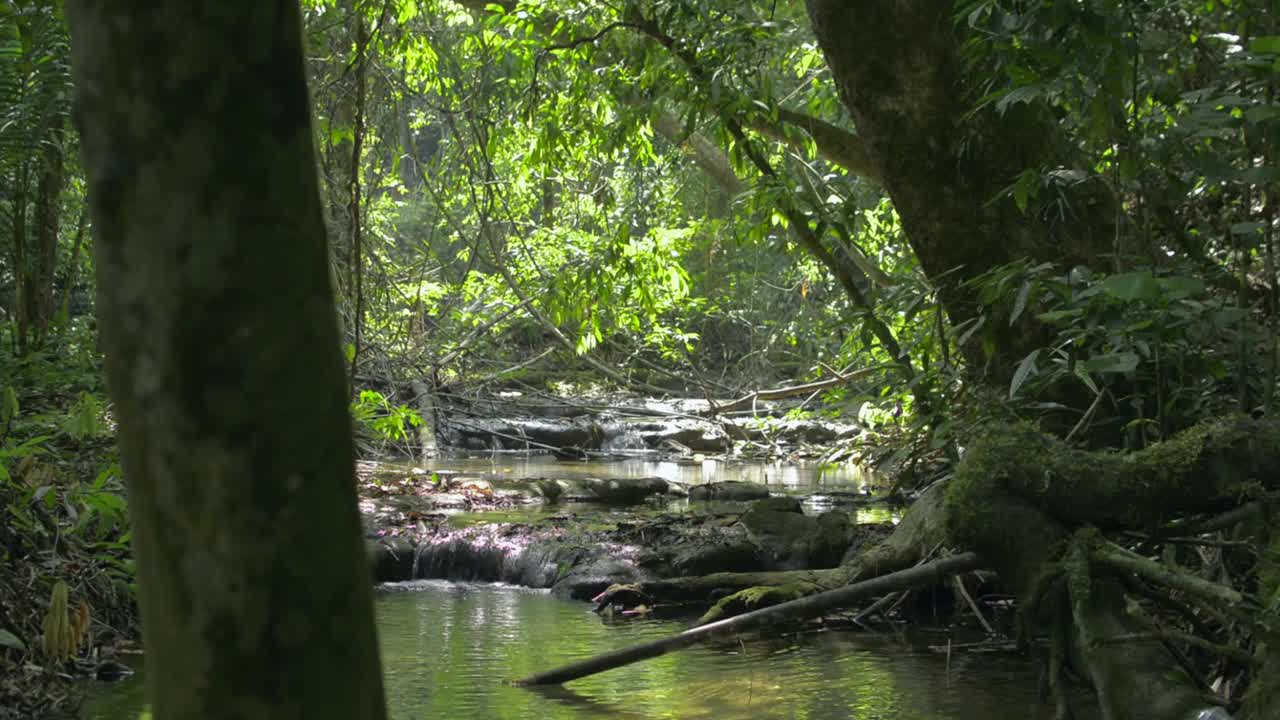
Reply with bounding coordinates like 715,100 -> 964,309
31,111 -> 67,348
805,0 -> 1117,381
57,206 -> 88,326
11,161 -> 30,356
66,3 -> 388,719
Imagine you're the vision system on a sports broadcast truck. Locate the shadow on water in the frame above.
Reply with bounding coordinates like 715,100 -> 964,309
83,580 -> 1096,720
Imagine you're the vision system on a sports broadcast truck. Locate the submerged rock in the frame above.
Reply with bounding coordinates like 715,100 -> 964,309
688,480 -> 770,502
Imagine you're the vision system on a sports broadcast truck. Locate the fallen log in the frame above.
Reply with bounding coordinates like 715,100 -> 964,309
513,551 -> 982,686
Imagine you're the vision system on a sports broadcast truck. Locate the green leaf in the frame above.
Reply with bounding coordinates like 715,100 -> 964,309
1037,309 -> 1086,323
1100,272 -> 1159,301
1079,352 -> 1139,374
0,628 -> 24,650
1238,167 -> 1280,184
1248,36 -> 1280,55
1010,281 -> 1033,325
1009,349 -> 1040,400
1157,276 -> 1204,300
1,386 -> 16,425
1245,106 -> 1280,126
1074,368 -> 1100,394
955,316 -> 985,347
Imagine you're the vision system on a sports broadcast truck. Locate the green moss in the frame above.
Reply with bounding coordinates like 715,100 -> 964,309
696,582 -> 820,625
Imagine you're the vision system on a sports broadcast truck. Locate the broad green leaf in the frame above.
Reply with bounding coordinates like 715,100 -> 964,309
1248,36 -> 1280,55
1079,352 -> 1139,374
1245,106 -> 1280,125
1212,308 -> 1247,328
1157,276 -> 1204,300
1100,272 -> 1159,301
1238,166 -> 1280,184
1009,349 -> 1040,399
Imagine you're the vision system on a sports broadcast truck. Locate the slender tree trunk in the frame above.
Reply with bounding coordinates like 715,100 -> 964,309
12,161 -> 30,356
57,206 -> 88,326
31,111 -> 67,348
66,3 -> 388,719
348,13 -> 369,387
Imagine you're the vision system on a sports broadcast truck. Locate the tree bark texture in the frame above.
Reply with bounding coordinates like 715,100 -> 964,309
66,3 -> 388,719
805,1 -> 1117,380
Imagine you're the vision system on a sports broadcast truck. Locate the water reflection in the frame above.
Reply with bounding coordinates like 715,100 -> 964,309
84,581 -> 1092,720
411,453 -> 884,493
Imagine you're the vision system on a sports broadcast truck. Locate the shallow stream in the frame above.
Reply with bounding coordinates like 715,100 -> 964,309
83,579 -> 1088,720
82,455 -> 1091,719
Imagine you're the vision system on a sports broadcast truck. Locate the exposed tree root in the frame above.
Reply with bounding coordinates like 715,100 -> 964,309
523,417 -> 1280,720
615,482 -> 949,623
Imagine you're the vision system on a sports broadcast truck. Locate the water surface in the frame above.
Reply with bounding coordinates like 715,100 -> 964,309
83,580 -> 1089,720
414,453 -> 884,494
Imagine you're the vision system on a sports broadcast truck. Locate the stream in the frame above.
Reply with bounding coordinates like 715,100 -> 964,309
80,455 -> 1095,719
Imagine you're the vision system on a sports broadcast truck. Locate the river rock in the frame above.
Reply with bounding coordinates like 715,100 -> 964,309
740,500 -> 853,570
688,480 -> 770,502
550,556 -> 654,600
368,537 -> 417,581
669,540 -> 763,576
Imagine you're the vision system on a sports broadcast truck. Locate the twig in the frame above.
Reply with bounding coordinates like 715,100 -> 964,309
952,574 -> 997,636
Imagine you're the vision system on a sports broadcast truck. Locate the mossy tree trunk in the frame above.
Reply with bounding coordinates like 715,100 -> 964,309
66,3 -> 388,719
946,419 -> 1279,720
804,0 -> 1117,382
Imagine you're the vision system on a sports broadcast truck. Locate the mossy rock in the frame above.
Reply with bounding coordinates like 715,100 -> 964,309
697,581 -> 821,624
808,511 -> 853,568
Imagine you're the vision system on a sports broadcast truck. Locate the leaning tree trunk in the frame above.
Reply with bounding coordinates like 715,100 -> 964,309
66,3 -> 388,719
804,0 -> 1117,383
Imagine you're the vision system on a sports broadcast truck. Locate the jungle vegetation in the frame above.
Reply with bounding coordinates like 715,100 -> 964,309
2,0 -> 1279,718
